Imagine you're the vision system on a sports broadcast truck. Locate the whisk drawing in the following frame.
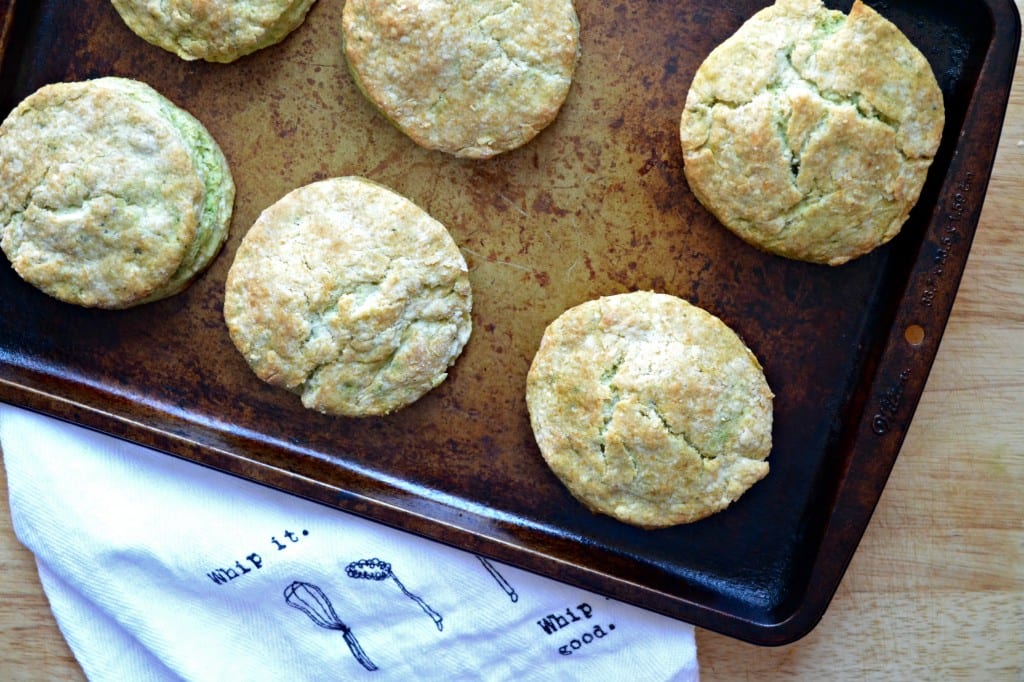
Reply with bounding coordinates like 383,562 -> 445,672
283,580 -> 378,672
346,558 -> 444,631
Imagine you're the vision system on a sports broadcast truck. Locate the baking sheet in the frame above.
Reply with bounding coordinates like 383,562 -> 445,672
0,0 -> 1018,644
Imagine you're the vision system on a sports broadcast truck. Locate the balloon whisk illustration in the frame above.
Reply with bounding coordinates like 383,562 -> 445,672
346,558 -> 444,631
283,580 -> 378,671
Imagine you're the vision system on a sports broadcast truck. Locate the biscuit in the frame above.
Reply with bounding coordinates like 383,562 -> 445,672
110,0 -> 318,63
224,177 -> 472,417
0,77 -> 234,308
342,0 -> 580,159
680,0 -> 944,265
526,291 -> 773,528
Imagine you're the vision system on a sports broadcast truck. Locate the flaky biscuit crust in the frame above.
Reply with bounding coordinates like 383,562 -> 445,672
680,0 -> 944,265
0,78 -> 209,308
224,177 -> 472,417
526,291 -> 773,528
343,0 -> 580,158
111,0 -> 318,62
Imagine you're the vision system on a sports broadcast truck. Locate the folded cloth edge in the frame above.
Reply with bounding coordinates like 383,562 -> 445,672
1,403 -> 699,682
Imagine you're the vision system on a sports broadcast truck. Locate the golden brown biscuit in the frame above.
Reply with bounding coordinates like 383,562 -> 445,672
526,291 -> 773,528
343,0 -> 580,159
0,77 -> 234,308
680,0 -> 944,265
110,0 -> 318,63
224,177 -> 472,417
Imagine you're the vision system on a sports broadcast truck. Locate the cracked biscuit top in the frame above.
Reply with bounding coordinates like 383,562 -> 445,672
680,0 -> 944,265
526,291 -> 773,528
110,0 -> 318,63
224,176 -> 472,417
343,0 -> 580,159
0,77 -> 234,308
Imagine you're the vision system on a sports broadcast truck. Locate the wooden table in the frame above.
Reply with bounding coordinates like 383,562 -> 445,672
2,13 -> 1022,682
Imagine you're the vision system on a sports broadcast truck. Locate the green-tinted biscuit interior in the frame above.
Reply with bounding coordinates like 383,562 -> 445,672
0,77 -> 234,307
106,78 -> 235,302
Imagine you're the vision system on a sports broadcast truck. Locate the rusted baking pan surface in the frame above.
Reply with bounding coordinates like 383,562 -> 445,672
0,0 -> 1018,644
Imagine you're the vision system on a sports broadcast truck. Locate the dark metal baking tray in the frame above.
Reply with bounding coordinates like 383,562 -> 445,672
0,0 -> 1017,645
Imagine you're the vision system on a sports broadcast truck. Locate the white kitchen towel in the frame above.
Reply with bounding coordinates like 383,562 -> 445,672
1,403 -> 699,681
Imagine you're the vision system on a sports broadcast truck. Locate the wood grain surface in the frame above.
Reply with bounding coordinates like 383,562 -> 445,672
1,5 -> 1022,681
